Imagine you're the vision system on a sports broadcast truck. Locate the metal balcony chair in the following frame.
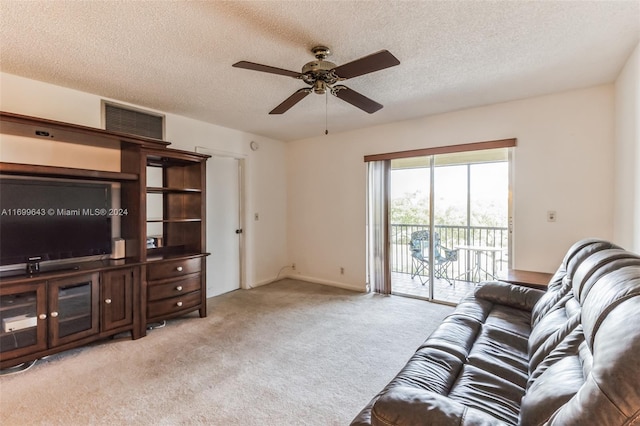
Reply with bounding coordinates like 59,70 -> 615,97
409,230 -> 458,286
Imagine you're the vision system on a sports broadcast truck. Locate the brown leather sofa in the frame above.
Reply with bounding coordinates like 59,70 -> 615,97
351,239 -> 640,425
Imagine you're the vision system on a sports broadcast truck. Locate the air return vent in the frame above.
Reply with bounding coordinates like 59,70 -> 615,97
104,103 -> 164,140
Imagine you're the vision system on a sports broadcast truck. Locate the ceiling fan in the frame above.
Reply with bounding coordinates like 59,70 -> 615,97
233,46 -> 400,115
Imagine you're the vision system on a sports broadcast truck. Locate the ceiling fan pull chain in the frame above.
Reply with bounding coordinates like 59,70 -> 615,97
325,91 -> 329,135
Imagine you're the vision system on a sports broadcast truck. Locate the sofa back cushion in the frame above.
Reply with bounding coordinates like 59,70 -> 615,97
523,258 -> 640,425
531,239 -> 620,327
522,248 -> 639,425
548,265 -> 640,424
572,249 -> 640,304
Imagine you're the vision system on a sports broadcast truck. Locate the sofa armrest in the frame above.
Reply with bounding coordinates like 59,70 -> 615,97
371,387 -> 505,426
474,281 -> 545,311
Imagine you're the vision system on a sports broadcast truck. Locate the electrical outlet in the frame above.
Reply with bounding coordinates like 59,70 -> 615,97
340,267 -> 344,275
547,211 -> 557,222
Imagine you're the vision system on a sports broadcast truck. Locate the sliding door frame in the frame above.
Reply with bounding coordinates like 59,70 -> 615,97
365,138 -> 516,296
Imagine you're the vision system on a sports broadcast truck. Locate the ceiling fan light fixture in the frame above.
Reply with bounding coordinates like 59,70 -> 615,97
313,80 -> 327,94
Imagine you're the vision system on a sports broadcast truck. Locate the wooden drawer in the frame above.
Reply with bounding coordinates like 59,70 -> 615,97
147,290 -> 201,320
147,258 -> 201,281
147,273 -> 201,302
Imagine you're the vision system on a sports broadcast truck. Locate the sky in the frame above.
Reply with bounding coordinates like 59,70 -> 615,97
391,162 -> 509,225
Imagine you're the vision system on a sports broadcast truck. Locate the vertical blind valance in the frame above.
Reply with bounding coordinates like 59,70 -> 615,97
363,138 -> 516,162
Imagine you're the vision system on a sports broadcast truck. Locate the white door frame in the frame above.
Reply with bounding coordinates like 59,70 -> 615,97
195,146 -> 247,291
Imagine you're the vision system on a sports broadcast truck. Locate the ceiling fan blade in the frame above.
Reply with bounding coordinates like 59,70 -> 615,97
232,61 -> 302,78
332,85 -> 383,114
269,88 -> 311,114
332,50 -> 400,79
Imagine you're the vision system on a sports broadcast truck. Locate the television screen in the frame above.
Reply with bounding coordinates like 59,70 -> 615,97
0,178 -> 112,266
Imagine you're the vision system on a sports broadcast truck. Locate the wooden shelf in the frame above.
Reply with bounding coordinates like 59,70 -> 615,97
146,250 -> 208,262
146,186 -> 201,193
145,150 -> 210,166
146,218 -> 202,223
1,111 -> 171,149
0,162 -> 138,181
0,297 -> 36,311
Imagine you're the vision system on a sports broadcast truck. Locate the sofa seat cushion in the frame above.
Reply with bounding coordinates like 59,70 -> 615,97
446,314 -> 531,424
419,314 -> 484,357
361,298 -> 533,426
390,347 -> 464,395
481,304 -> 532,340
371,387 -> 507,426
448,364 -> 524,424
464,324 -> 530,389
519,355 -> 584,426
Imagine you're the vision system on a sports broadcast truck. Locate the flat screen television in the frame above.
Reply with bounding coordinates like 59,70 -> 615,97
0,178 -> 112,267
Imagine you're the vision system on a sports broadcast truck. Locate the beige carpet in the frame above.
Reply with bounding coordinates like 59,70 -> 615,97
0,279 -> 454,425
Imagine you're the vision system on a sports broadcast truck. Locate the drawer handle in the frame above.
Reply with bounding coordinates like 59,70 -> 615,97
50,311 -> 59,318
176,286 -> 183,291
176,301 -> 183,307
39,314 -> 47,320
176,266 -> 183,272
105,299 -> 112,304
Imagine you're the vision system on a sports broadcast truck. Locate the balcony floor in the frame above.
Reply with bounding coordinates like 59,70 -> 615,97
391,272 -> 476,304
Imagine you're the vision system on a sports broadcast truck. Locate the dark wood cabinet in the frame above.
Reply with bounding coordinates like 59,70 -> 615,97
0,112 -> 209,369
146,256 -> 206,323
0,282 -> 47,361
101,267 -> 137,334
47,273 -> 100,347
0,268 -> 140,368
131,148 -> 208,325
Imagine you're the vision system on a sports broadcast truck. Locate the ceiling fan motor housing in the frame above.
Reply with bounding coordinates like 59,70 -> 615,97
301,59 -> 338,88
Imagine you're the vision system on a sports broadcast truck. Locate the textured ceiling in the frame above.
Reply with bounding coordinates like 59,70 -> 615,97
1,1 -> 639,142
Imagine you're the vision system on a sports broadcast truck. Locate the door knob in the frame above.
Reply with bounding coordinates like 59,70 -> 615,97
235,229 -> 243,234
105,299 -> 112,304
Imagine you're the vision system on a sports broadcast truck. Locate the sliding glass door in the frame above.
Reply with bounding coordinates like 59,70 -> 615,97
388,148 -> 511,304
390,157 -> 433,297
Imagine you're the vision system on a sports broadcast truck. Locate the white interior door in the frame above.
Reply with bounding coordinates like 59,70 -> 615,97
207,155 -> 241,297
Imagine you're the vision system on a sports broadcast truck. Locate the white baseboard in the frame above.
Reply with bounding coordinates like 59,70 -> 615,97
283,273 -> 366,293
248,277 -> 279,288
248,273 -> 367,293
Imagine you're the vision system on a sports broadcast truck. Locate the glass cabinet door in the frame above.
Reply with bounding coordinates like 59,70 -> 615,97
0,283 -> 47,360
48,273 -> 99,346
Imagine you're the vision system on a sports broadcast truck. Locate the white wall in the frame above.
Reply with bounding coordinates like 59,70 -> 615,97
287,85 -> 616,290
1,71 -> 625,294
614,41 -> 640,252
0,72 -> 289,288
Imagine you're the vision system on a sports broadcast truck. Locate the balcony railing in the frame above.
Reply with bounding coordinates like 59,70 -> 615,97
391,224 -> 509,283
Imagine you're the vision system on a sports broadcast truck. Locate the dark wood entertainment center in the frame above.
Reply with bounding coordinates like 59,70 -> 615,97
0,111 -> 209,370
